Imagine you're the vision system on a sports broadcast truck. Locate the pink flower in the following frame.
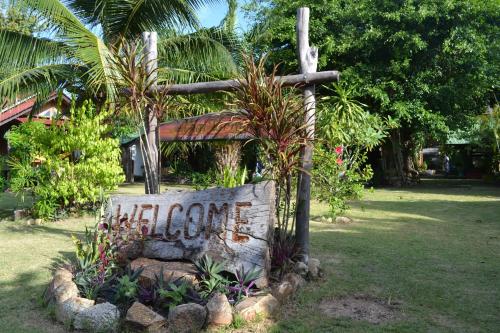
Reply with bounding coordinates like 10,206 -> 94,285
335,146 -> 343,155
98,223 -> 108,230
336,158 -> 343,165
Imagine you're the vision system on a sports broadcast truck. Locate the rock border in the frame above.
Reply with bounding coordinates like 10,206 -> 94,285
47,258 -> 322,332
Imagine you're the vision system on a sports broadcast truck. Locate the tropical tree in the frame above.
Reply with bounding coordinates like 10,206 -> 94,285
244,0 -> 499,184
0,0 -> 239,193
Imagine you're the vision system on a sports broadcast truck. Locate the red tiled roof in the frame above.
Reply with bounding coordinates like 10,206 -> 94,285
0,93 -> 70,126
0,96 -> 37,126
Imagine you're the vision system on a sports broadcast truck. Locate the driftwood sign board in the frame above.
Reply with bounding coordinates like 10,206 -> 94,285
107,181 -> 276,286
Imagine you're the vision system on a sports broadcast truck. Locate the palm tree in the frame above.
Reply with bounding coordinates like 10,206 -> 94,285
0,0 -> 239,193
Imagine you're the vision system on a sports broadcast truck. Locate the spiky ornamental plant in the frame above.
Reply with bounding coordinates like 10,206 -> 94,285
229,55 -> 310,241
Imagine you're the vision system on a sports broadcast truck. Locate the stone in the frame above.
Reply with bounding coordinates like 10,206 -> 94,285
293,261 -> 308,276
130,258 -> 198,288
44,267 -> 74,305
335,216 -> 353,224
283,272 -> 306,291
55,297 -> 94,326
308,258 -> 321,279
116,241 -> 143,266
234,294 -> 279,321
74,302 -> 120,332
53,281 -> 79,304
34,218 -> 43,225
126,301 -> 166,331
14,209 -> 28,221
107,181 -> 277,288
326,217 -> 333,223
206,292 -> 232,326
167,303 -> 207,333
272,281 -> 294,303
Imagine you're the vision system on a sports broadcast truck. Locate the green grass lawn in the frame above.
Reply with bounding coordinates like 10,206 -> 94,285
0,180 -> 499,332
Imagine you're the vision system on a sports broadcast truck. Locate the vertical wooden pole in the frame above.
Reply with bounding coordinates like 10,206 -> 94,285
295,7 -> 318,263
142,31 -> 160,194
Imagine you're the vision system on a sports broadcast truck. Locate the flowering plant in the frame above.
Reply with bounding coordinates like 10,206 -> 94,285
72,223 -> 117,299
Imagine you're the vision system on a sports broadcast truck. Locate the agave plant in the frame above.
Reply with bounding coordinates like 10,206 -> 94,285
194,255 -> 229,299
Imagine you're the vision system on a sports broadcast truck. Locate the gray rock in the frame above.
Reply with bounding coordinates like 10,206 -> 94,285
234,294 -> 279,321
335,216 -> 353,224
293,261 -> 308,276
167,303 -> 207,333
115,241 -> 143,266
74,302 -> 120,332
307,258 -> 321,279
206,292 -> 232,326
126,301 -> 166,331
283,272 -> 306,290
272,281 -> 294,303
55,297 -> 94,326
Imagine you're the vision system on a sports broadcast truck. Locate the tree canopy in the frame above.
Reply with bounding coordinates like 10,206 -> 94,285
244,0 -> 499,139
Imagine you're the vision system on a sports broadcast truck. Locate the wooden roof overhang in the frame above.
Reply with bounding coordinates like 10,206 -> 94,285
159,111 -> 255,142
0,93 -> 70,126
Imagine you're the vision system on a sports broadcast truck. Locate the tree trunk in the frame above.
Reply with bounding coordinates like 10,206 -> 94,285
295,7 -> 318,264
142,32 -> 160,194
390,129 -> 406,186
215,141 -> 241,177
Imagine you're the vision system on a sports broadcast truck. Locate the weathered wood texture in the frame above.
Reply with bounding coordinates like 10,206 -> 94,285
106,181 -> 276,287
295,7 -> 318,263
142,31 -> 160,194
142,71 -> 338,96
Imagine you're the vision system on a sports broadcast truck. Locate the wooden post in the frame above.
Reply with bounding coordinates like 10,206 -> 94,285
142,31 -> 160,194
295,7 -> 318,264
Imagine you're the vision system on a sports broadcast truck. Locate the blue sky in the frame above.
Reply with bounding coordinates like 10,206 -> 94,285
197,2 -> 251,31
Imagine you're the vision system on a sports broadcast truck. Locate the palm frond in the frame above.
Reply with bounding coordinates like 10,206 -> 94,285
102,0 -> 220,39
0,30 -> 67,69
18,0 -> 88,33
158,30 -> 238,83
0,63 -> 75,103
16,0 -> 117,100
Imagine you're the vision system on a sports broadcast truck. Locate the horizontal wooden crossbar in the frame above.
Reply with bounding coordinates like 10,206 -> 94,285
147,70 -> 339,96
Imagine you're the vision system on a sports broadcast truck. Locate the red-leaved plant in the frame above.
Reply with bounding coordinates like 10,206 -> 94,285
228,55 -> 311,242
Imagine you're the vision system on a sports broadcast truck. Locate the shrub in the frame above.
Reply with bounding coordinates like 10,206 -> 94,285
6,100 -> 124,219
314,83 -> 389,215
313,145 -> 373,215
216,165 -> 247,188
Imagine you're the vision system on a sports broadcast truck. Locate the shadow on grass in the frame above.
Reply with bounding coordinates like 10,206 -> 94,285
0,270 -> 65,333
2,223 -> 86,238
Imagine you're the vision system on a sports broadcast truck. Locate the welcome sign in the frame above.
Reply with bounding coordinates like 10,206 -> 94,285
106,181 -> 276,286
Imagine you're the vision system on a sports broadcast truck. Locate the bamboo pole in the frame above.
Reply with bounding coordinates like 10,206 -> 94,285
295,7 -> 318,264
